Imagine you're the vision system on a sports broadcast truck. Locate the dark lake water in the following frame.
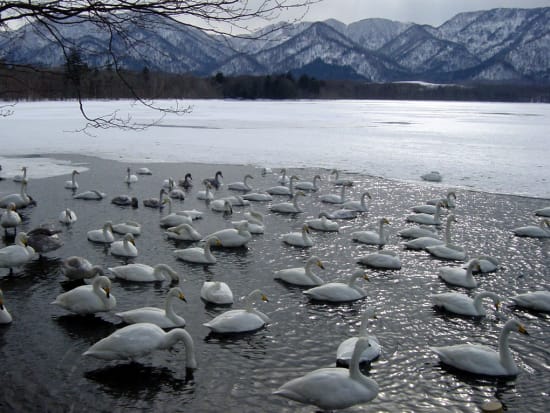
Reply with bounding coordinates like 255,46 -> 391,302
0,155 -> 549,412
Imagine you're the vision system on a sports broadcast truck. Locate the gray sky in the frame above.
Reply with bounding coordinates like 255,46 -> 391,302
294,0 -> 549,26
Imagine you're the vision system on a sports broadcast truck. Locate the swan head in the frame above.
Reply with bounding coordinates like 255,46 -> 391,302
310,255 -> 325,270
351,270 -> 369,282
302,224 -> 310,233
447,214 -> 457,223
123,233 -> 136,245
216,171 -> 223,178
72,170 -> 80,176
381,218 -> 390,225
6,202 -> 17,212
96,276 -> 112,298
294,190 -> 306,198
169,287 -> 187,303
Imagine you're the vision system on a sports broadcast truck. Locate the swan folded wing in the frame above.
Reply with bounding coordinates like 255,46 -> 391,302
430,344 -> 508,375
116,307 -> 178,328
85,326 -> 162,360
204,310 -> 265,333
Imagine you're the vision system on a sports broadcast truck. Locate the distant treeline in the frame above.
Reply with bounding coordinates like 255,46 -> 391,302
1,59 -> 549,103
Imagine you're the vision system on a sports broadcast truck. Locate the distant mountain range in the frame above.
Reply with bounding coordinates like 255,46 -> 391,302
1,7 -> 549,84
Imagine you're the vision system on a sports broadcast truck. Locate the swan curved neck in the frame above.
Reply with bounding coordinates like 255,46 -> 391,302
292,195 -> 302,211
162,329 -> 197,368
445,218 -> 453,244
204,240 -> 215,260
473,292 -> 498,314
349,342 -> 379,391
498,323 -> 515,372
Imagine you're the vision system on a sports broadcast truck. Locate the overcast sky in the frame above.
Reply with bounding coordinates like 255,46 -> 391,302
291,0 -> 549,26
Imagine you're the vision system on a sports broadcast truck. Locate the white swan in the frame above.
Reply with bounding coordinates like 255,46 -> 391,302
109,263 -> 180,283
222,195 -> 250,207
295,174 -> 321,191
73,190 -> 106,200
421,171 -> 442,182
270,191 -> 306,213
110,233 -> 138,258
462,256 -> 499,273
241,192 -> 273,202
159,199 -> 193,228
326,208 -> 358,220
342,191 -> 371,212
306,212 -> 339,232
357,250 -> 401,270
124,167 -> 138,184
137,167 -> 152,175
427,190 -> 456,207
432,291 -> 501,316
174,237 -> 221,264
426,215 -> 466,260
336,307 -> 380,366
61,257 -> 103,281
13,166 -> 27,183
51,275 -> 116,315
320,182 -> 351,204
406,201 -> 446,225
330,169 -> 354,186
143,188 -> 166,208
438,259 -> 480,288
197,181 -> 214,201
282,224 -> 313,248
210,199 -> 233,213
228,174 -> 254,191
512,219 -> 550,238
83,323 -> 197,368
277,168 -> 290,185
266,175 -> 299,196
303,270 -> 369,302
165,223 -> 202,241
534,206 -> 550,217
203,289 -> 270,333
430,318 -> 528,376
116,287 -> 187,328
398,225 -> 438,239
402,215 -> 454,250
0,232 -> 35,274
274,255 -> 325,286
510,291 -> 550,312
205,170 -> 223,189
168,179 -> 186,199
64,170 -> 80,189
202,222 -> 252,248
231,207 -> 265,234
200,281 -> 234,305
0,289 -> 12,324
352,218 -> 390,246
1,202 -> 22,234
58,208 -> 77,225
274,336 -> 379,410
87,221 -> 115,243
112,221 -> 142,236
0,179 -> 33,208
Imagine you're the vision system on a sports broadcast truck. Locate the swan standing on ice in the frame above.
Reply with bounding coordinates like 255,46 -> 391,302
274,337 -> 379,410
174,237 -> 221,264
228,174 -> 254,192
274,255 -> 325,286
406,201 -> 446,225
320,182 -> 351,204
124,167 -> 138,184
87,221 -> 115,243
200,281 -> 234,305
295,174 -> 321,191
430,319 -> 528,376
58,208 -> 77,225
165,223 -> 202,241
0,289 -> 12,324
64,170 -> 80,189
0,232 -> 35,274
51,275 -> 116,315
512,219 -> 550,238
110,233 -> 138,258
203,289 -> 270,333
202,221 -> 251,248
73,190 -> 106,200
306,212 -> 339,232
352,218 -> 390,246
303,270 -> 369,302
343,191 -> 371,212
83,323 -> 197,369
1,203 -> 22,235
282,224 -> 313,248
109,263 -> 180,283
336,307 -> 381,366
267,175 -> 299,196
116,287 -> 187,328
438,259 -> 480,288
270,191 -> 306,214
357,250 -> 401,270
432,291 -> 501,316
510,291 -> 550,312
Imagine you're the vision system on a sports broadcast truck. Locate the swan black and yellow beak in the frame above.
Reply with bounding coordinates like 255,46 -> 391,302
317,260 -> 325,270
261,294 -> 269,302
363,274 -> 370,281
103,287 -> 111,298
518,324 -> 528,335
494,302 -> 500,311
179,292 -> 187,303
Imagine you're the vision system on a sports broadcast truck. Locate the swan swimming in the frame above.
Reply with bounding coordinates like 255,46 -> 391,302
111,195 -> 139,208
430,318 -> 528,376
398,225 -> 438,239
0,232 -> 35,274
421,171 -> 442,182
109,263 -> 180,283
73,190 -> 106,200
1,203 -> 22,235
228,174 -> 254,192
200,281 -> 234,305
306,212 -> 339,232
427,190 -> 456,208
432,291 -> 501,316
178,173 -> 192,188
0,179 -> 34,208
357,250 -> 401,270
137,167 -> 153,175
277,168 -> 290,185
196,181 -> 214,201
83,323 -> 197,369
27,224 -> 64,255
202,221 -> 252,248
159,199 -> 193,228
406,201 -> 446,225
87,221 -> 115,243
270,191 -> 306,214
274,255 -> 325,286
58,208 -> 77,225
342,191 -> 371,212
512,219 -> 550,238
438,259 -> 480,288
320,182 -> 351,204
303,270 -> 369,302
351,218 -> 390,246
13,166 -> 28,183
64,170 -> 80,189
165,223 -> 202,241
110,233 -> 138,258
116,287 -> 187,328
143,188 -> 166,208
124,167 -> 138,184
51,275 -> 116,315
425,214 -> 467,261
205,170 -> 223,189
231,207 -> 265,234
174,237 -> 221,264
241,192 -> 273,202
510,291 -> 550,312
266,175 -> 299,196
282,224 -> 313,248
61,257 -> 104,281
534,206 -> 550,217
274,336 -> 379,410
295,174 -> 321,191
329,169 -> 354,186
336,307 -> 381,366
203,289 -> 270,333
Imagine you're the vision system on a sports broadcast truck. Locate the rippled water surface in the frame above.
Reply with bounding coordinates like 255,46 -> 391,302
0,156 -> 549,412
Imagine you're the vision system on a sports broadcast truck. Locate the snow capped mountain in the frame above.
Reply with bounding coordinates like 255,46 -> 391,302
1,7 -> 548,83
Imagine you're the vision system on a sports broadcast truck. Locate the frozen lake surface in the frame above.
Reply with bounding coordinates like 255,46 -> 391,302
1,99 -> 549,199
